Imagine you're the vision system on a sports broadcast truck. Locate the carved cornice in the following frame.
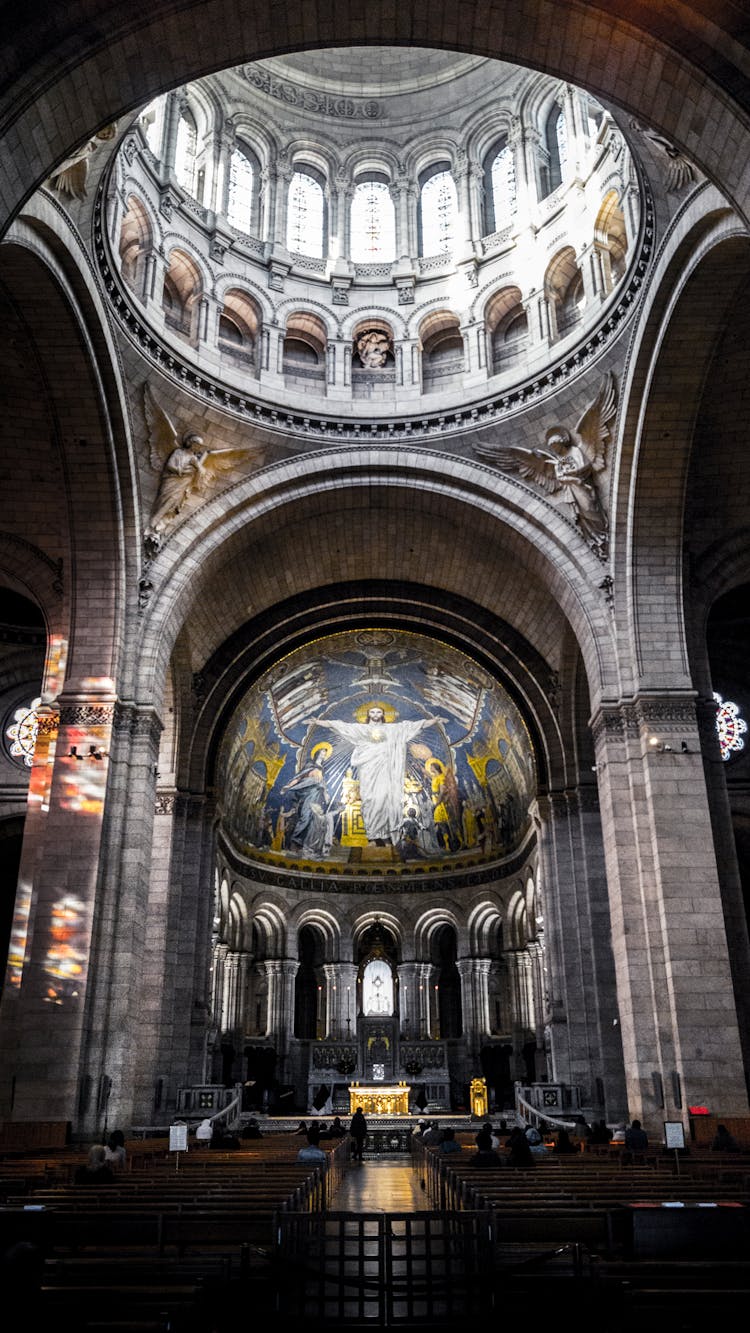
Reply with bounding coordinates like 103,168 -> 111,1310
590,695 -> 698,746
113,701 -> 164,746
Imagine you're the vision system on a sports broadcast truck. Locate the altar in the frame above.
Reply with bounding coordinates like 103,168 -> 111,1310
348,1083 -> 410,1115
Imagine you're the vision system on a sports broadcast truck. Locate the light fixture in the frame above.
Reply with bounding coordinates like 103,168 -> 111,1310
68,745 -> 108,761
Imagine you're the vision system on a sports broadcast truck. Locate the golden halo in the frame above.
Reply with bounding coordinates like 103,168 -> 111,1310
424,756 -> 445,776
311,741 -> 333,761
354,700 -> 398,723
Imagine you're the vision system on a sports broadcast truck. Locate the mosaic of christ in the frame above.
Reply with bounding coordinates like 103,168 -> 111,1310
217,629 -> 536,869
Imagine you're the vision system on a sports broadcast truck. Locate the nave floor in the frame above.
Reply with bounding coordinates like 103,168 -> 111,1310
327,1156 -> 430,1212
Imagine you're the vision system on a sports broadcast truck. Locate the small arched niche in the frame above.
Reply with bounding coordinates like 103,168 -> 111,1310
218,287 -> 261,371
545,245 -> 584,338
420,309 -> 464,392
161,248 -> 203,343
283,311 -> 327,388
485,285 -> 528,372
351,317 -> 395,399
118,194 -> 152,295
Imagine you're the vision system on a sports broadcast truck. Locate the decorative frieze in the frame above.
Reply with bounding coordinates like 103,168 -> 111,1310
244,64 -> 384,121
59,703 -> 115,726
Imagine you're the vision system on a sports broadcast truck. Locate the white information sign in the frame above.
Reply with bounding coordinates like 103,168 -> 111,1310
664,1120 -> 686,1150
169,1121 -> 189,1152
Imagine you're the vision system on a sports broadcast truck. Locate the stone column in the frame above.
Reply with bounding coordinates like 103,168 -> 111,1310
161,92 -> 182,177
131,789 -> 216,1122
339,962 -> 358,1042
590,694 -> 750,1133
273,154 -> 293,246
212,942 -> 229,1026
397,960 -> 421,1040
259,166 -> 274,243
532,788 -> 625,1122
416,962 -> 436,1038
456,957 -> 492,1060
323,962 -> 338,1038
214,122 -> 235,217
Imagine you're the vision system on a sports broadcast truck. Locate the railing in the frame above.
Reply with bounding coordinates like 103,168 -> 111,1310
515,1090 -> 577,1135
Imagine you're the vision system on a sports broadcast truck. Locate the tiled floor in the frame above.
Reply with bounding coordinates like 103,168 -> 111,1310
328,1156 -> 431,1212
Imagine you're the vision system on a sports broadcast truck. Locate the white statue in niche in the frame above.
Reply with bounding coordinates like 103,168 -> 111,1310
363,958 -> 394,1016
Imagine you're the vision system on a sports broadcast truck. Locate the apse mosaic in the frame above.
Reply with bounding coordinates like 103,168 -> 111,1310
218,629 -> 536,870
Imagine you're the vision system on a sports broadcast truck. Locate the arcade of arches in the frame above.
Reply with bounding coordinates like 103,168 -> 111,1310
1,3 -> 749,1139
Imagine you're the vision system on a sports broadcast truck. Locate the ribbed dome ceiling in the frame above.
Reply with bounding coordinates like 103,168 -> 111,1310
263,47 -> 494,98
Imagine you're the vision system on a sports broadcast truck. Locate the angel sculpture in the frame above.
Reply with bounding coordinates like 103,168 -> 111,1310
48,124 -> 118,201
629,119 -> 695,193
472,372 -> 617,559
143,384 -> 261,553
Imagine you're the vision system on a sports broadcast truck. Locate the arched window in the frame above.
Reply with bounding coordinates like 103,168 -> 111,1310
227,148 -> 255,231
542,103 -> 567,196
287,168 -> 325,258
419,164 -> 457,257
485,140 -> 517,233
175,109 -> 198,196
350,178 -> 395,262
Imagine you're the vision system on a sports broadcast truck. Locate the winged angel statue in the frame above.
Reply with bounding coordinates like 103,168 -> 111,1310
472,373 -> 617,559
143,384 -> 262,554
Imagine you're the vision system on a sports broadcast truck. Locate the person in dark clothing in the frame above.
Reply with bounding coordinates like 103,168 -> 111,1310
475,1123 -> 493,1152
589,1119 -> 611,1144
711,1123 -> 740,1152
624,1119 -> 649,1151
507,1127 -> 534,1168
324,1116 -> 346,1138
349,1107 -> 368,1159
553,1127 -> 577,1154
241,1117 -> 262,1139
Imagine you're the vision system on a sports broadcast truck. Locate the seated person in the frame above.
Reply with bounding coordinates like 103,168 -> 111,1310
74,1144 -> 114,1184
195,1118 -> 213,1144
241,1117 -> 262,1139
711,1123 -> 740,1152
475,1123 -> 493,1152
103,1129 -> 127,1170
553,1127 -> 577,1154
439,1127 -> 462,1154
297,1133 -> 328,1165
325,1116 -> 346,1138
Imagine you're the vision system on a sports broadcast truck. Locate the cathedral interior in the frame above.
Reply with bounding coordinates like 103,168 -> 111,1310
1,1 -> 750,1142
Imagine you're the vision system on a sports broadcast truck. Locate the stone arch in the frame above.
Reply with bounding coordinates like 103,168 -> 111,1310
614,208 -> 750,690
5,4 -> 750,236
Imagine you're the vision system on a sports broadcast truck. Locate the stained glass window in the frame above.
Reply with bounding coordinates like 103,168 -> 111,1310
420,170 -> 457,256
287,170 -> 325,258
227,149 -> 254,230
6,696 -> 41,768
350,180 -> 395,262
491,144 -> 517,228
714,692 -> 747,761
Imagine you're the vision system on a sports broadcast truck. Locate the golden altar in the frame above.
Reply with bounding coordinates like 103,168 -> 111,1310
348,1083 -> 410,1115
